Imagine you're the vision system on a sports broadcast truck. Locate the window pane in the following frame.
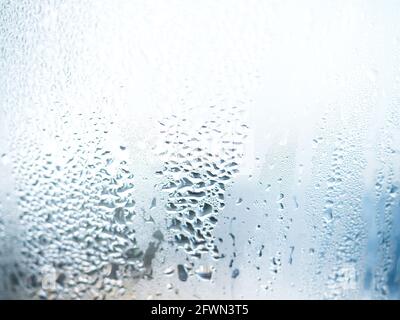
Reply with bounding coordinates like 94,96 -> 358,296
1,0 -> 400,300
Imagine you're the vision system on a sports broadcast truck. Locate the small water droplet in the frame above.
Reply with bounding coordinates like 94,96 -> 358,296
177,264 -> 188,282
231,268 -> 240,279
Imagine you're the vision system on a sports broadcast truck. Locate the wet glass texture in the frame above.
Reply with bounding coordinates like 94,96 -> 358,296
1,1 -> 400,300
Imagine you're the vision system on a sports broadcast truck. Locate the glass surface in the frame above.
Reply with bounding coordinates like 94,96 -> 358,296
1,0 -> 400,300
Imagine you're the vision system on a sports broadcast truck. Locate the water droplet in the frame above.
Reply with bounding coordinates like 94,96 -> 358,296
231,268 -> 240,279
195,266 -> 213,281
177,264 -> 188,282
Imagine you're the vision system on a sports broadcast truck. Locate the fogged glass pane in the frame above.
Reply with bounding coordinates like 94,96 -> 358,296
1,1 -> 400,300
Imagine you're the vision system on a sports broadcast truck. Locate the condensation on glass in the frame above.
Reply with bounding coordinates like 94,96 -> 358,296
0,1 -> 400,300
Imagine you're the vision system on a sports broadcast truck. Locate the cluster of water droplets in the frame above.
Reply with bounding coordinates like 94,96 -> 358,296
156,106 -> 248,265
2,109 -> 160,299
